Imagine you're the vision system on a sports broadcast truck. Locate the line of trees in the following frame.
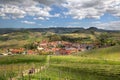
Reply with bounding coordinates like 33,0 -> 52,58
96,33 -> 120,47
47,34 -> 92,43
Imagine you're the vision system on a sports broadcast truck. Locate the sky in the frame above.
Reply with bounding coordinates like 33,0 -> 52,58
0,0 -> 120,30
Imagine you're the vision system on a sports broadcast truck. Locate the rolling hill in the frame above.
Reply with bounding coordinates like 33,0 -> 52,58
79,46 -> 120,60
0,27 -> 119,34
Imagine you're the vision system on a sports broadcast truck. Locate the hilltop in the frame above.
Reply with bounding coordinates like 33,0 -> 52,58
0,27 -> 120,51
0,27 -> 119,34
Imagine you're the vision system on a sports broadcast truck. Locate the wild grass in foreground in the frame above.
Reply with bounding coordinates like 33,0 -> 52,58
23,54 -> 120,80
23,65 -> 120,80
1,46 -> 120,80
0,55 -> 47,80
50,56 -> 120,77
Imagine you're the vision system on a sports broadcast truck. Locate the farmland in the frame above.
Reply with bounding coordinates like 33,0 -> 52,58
78,45 -> 120,60
1,46 -> 120,80
0,55 -> 47,80
0,28 -> 120,80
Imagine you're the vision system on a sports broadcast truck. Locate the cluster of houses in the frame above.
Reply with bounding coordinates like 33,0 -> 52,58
36,41 -> 93,55
3,48 -> 36,55
1,41 -> 94,55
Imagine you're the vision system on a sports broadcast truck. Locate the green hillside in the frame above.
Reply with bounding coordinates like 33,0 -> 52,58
79,46 -> 120,60
0,29 -> 120,80
1,50 -> 120,80
0,31 -> 43,49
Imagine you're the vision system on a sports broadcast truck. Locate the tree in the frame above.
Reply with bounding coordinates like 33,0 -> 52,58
24,43 -> 37,50
90,30 -> 95,35
47,34 -> 62,41
97,33 -> 115,47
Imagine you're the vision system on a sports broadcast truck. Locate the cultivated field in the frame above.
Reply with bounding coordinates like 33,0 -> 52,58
1,46 -> 120,80
0,55 -> 47,80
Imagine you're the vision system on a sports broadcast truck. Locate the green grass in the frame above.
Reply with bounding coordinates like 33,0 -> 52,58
0,31 -> 43,48
47,46 -> 120,80
78,46 -> 120,60
0,55 -> 47,80
1,46 -> 120,80
0,55 -> 47,65
23,66 -> 120,80
23,53 -> 120,80
50,55 -> 120,75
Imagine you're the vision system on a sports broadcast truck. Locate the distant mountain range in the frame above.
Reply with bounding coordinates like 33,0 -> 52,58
0,27 -> 119,34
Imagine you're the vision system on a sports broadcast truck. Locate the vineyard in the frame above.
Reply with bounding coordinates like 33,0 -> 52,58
1,53 -> 120,80
0,55 -> 46,80
0,46 -> 120,80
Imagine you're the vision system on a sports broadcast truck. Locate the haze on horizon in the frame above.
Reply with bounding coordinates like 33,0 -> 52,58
0,0 -> 120,30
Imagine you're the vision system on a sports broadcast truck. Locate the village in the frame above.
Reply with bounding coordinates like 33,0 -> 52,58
1,41 -> 94,55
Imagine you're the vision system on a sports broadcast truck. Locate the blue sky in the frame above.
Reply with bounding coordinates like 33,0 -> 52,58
0,0 -> 120,30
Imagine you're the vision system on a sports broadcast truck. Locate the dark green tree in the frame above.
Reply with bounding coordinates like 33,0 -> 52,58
47,34 -> 62,41
24,43 -> 37,50
97,33 -> 115,46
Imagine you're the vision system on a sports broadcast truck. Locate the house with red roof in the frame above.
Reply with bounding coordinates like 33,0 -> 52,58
27,50 -> 35,55
9,48 -> 25,54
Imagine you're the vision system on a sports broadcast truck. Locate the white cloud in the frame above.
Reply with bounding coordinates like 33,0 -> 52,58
91,21 -> 120,30
2,16 -> 10,19
52,13 -> 60,17
21,20 -> 36,24
34,13 -> 60,20
62,0 -> 120,19
0,13 -> 6,17
0,0 -> 56,19
34,17 -> 45,20
0,5 -> 26,19
0,0 -> 120,20
34,0 -> 65,5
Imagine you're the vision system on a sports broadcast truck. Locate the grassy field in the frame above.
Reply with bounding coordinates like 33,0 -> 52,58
62,33 -> 95,39
0,31 -> 43,49
22,55 -> 120,80
21,46 -> 120,80
25,65 -> 119,80
78,46 -> 120,60
1,46 -> 120,80
0,55 -> 47,80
